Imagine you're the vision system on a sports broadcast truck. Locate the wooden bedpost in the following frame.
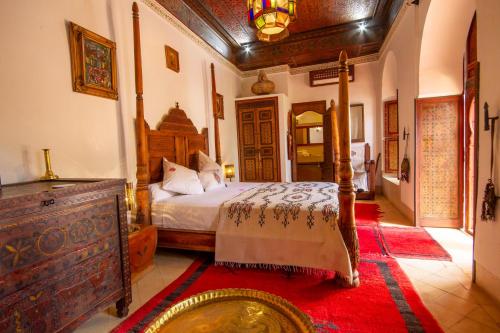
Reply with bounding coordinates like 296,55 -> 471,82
133,2 -> 151,225
210,63 -> 222,165
330,99 -> 340,184
337,51 -> 360,287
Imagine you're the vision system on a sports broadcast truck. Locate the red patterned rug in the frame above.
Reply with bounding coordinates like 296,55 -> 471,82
112,204 -> 444,333
355,203 -> 383,225
112,256 -> 442,333
355,203 -> 452,261
379,226 -> 452,261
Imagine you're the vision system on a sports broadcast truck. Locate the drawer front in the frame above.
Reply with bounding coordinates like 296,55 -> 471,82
0,197 -> 119,294
0,186 -> 120,221
0,238 -> 122,333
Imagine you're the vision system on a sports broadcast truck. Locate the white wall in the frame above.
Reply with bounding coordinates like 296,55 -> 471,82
475,0 -> 500,303
419,0 -> 476,97
377,5 -> 420,214
0,0 -> 241,185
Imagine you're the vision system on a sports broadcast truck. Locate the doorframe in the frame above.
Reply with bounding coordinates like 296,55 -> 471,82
291,100 -> 327,181
235,96 -> 281,182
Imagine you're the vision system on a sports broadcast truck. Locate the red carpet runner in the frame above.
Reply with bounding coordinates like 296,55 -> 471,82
113,203 -> 444,333
379,226 -> 452,261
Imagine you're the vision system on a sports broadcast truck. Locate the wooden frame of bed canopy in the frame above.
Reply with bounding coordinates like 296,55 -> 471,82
132,2 -> 360,286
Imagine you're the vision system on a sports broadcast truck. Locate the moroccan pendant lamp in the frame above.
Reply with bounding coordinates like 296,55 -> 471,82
247,0 -> 297,42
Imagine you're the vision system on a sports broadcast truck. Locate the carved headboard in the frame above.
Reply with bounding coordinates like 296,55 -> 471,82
146,105 -> 209,184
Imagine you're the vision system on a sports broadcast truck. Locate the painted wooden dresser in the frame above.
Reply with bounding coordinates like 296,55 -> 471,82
0,179 -> 131,332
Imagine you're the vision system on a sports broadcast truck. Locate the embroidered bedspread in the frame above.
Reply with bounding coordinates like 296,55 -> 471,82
215,182 -> 352,281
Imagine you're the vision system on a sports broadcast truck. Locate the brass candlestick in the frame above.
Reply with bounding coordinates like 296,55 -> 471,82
125,182 -> 136,211
40,149 -> 59,180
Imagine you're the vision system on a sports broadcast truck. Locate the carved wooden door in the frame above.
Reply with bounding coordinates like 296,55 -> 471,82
236,98 -> 281,182
416,95 -> 463,227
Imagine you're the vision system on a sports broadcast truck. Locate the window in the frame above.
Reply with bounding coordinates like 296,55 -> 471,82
384,100 -> 399,174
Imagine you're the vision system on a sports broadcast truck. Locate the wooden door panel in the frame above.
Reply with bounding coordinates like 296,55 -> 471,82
416,96 -> 462,227
242,123 -> 255,146
236,98 -> 280,182
259,121 -> 273,145
244,159 -> 258,181
261,158 -> 275,181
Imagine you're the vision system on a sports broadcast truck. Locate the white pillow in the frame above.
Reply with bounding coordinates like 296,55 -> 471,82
198,170 -> 225,192
149,182 -> 177,202
198,151 -> 225,189
162,158 -> 204,195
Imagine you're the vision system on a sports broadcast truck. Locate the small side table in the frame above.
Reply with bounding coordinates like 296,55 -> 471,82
128,222 -> 158,282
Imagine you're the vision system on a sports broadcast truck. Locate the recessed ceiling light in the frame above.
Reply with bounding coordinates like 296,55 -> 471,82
244,46 -> 251,53
359,22 -> 367,32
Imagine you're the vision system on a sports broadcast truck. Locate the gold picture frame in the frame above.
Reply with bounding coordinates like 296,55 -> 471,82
165,45 -> 180,73
69,22 -> 118,100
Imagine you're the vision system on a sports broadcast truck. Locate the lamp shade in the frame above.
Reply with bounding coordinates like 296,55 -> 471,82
248,0 -> 297,42
224,164 -> 235,179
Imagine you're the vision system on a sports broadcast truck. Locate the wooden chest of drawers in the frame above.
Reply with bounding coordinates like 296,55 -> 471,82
0,179 -> 131,333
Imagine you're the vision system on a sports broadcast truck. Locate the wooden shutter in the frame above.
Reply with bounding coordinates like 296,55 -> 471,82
384,100 -> 399,174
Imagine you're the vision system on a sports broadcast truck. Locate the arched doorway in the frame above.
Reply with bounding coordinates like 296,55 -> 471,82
416,0 -> 476,228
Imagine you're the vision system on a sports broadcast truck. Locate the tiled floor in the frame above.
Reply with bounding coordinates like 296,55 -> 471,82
76,196 -> 500,333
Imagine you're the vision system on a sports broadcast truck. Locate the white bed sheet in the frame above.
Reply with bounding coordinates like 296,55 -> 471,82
151,182 -> 260,231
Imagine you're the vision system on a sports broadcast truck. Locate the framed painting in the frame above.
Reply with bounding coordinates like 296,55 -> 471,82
216,93 -> 224,119
69,22 -> 118,100
165,45 -> 180,73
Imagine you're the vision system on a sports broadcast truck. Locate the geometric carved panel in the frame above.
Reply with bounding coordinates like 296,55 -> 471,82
242,111 -> 254,122
262,158 -> 274,181
243,123 -> 255,146
244,159 -> 257,181
418,101 -> 459,219
384,100 -> 399,174
416,95 -> 462,228
385,101 -> 399,136
260,122 -> 272,145
259,110 -> 272,120
385,139 -> 399,173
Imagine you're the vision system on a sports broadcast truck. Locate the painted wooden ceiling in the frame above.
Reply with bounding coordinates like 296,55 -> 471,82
156,0 -> 404,71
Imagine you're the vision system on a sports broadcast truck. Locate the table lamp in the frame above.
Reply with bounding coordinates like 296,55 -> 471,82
224,164 -> 235,182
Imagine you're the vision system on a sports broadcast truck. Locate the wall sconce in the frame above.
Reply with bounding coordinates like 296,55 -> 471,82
224,164 -> 235,182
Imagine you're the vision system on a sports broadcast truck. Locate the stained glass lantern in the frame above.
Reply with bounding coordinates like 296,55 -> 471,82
247,0 -> 297,42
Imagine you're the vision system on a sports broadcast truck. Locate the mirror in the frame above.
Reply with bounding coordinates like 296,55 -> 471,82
350,104 -> 365,143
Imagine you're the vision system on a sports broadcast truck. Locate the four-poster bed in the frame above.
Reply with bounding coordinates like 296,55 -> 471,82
131,2 -> 359,286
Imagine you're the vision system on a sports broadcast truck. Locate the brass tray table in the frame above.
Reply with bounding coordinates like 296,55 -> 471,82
144,288 -> 316,333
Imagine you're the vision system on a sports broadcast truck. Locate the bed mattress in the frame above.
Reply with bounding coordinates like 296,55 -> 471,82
151,182 -> 259,231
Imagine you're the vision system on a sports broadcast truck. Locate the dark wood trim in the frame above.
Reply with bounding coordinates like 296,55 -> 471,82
154,0 -> 404,71
291,101 -> 327,116
211,63 -> 222,165
157,228 -> 215,252
336,51 -> 359,286
133,2 -> 151,225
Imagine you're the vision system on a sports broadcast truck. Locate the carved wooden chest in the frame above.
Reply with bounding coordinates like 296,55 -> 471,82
0,179 -> 131,332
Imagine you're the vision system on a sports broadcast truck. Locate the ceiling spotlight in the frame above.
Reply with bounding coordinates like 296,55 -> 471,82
244,46 -> 251,53
359,22 -> 367,32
